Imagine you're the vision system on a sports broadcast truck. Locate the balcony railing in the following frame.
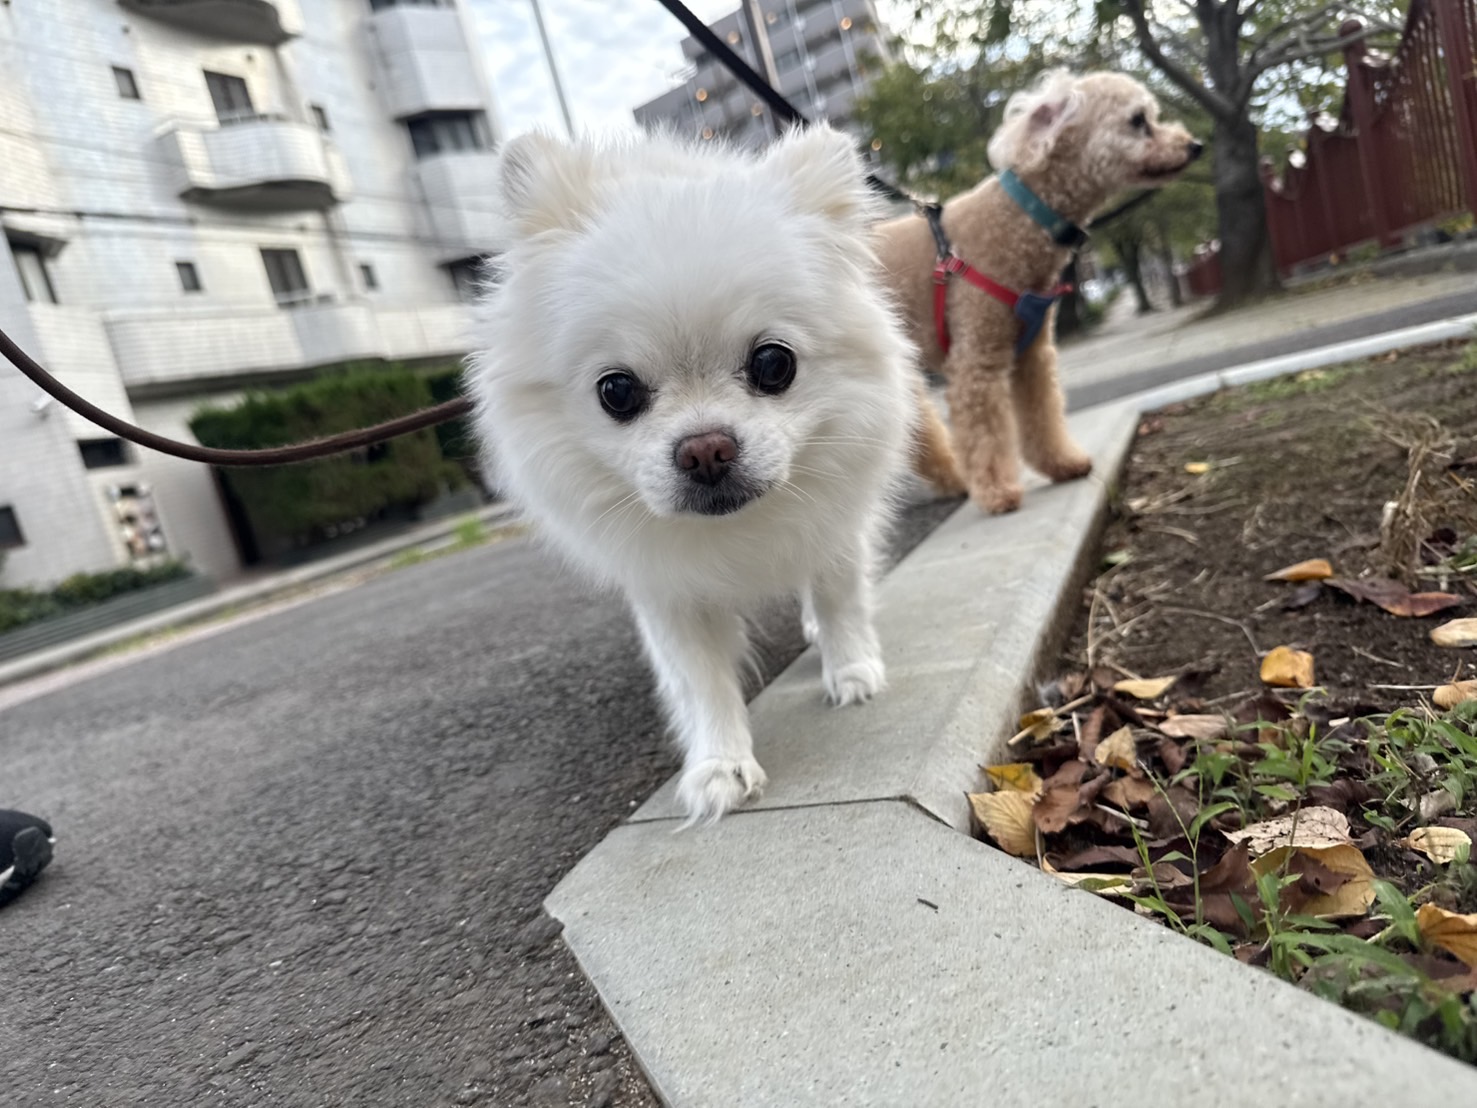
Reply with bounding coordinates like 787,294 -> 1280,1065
154,117 -> 351,211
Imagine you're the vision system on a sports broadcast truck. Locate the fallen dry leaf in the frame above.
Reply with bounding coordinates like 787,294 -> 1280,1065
1224,807 -> 1352,855
968,791 -> 1036,856
1113,676 -> 1178,701
1146,786 -> 1200,839
1158,714 -> 1229,742
1434,680 -> 1477,709
1157,737 -> 1189,775
1102,775 -> 1157,811
1251,844 -> 1375,919
1417,904 -> 1477,968
1094,726 -> 1138,772
1432,619 -> 1477,648
1264,558 -> 1334,582
1016,707 -> 1059,743
1050,844 -> 1142,871
1327,577 -> 1465,618
1282,582 -> 1324,611
1041,858 -> 1134,896
1400,826 -> 1473,864
1184,461 -> 1212,475
1032,762 -> 1096,834
1260,646 -> 1315,689
984,763 -> 1045,797
1171,842 -> 1257,933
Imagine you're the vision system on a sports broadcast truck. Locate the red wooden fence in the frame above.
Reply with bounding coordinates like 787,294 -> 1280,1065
1185,0 -> 1477,293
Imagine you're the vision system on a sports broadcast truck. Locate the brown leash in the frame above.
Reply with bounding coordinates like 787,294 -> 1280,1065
0,323 -> 473,467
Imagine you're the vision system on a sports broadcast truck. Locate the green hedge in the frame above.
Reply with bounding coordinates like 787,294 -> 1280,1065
190,368 -> 468,552
0,562 -> 190,635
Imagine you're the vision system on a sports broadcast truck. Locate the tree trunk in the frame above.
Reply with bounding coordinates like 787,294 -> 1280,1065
1055,256 -> 1084,337
1210,114 -> 1279,308
1114,235 -> 1154,314
1155,219 -> 1183,307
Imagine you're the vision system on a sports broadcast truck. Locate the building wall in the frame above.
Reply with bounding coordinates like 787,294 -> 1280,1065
0,0 -> 499,589
633,0 -> 890,148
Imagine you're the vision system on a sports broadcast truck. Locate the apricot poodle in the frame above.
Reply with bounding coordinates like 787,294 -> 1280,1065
877,70 -> 1202,513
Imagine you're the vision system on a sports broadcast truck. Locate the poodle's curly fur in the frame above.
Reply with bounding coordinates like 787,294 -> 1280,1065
877,70 -> 1201,513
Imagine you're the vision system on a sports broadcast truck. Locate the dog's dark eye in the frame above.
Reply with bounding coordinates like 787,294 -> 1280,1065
597,372 -> 648,422
1129,110 -> 1149,132
747,343 -> 796,396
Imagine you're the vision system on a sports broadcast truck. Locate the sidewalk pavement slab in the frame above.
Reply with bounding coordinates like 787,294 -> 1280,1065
548,318 -> 1477,1106
548,800 -> 1477,1107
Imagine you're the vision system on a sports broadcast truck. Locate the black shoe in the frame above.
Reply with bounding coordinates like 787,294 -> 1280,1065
0,809 -> 54,906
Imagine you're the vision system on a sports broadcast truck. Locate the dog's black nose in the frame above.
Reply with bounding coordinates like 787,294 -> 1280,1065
1187,140 -> 1205,161
675,430 -> 738,486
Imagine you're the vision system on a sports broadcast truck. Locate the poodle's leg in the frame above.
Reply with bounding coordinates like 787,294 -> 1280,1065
944,341 -> 1023,514
909,374 -> 966,497
1013,327 -> 1092,483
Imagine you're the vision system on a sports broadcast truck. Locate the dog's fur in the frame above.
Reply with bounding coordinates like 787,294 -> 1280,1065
878,70 -> 1201,513
465,127 -> 916,825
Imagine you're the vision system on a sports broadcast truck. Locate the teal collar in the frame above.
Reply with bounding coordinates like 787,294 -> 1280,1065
998,169 -> 1089,250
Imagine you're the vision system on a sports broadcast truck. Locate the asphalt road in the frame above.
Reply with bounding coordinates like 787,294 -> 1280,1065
0,497 -> 959,1108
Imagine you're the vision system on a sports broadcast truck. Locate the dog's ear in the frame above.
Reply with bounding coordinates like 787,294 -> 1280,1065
762,125 -> 874,231
987,70 -> 1082,173
498,132 -> 599,239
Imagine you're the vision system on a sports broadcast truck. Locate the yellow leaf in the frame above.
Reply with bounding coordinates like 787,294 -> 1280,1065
1184,461 -> 1211,475
1417,904 -> 1477,968
1224,806 -> 1352,855
1015,707 -> 1059,743
1260,645 -> 1315,689
1400,826 -> 1472,864
1263,558 -> 1334,582
1054,872 -> 1134,896
1250,844 -> 1375,919
968,791 -> 1037,856
984,763 -> 1044,798
1094,726 -> 1138,771
1434,681 -> 1477,710
1112,675 -> 1177,700
1432,618 -> 1477,649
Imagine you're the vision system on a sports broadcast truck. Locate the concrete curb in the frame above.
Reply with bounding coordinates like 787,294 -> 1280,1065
546,325 -> 1477,1105
0,503 -> 519,689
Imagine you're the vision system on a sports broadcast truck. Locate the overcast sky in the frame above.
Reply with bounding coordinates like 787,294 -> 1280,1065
465,0 -> 740,137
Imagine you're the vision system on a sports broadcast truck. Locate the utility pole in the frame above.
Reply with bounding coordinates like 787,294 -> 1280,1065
528,0 -> 575,138
739,0 -> 781,138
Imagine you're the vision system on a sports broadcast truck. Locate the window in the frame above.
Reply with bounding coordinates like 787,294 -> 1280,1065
370,0 -> 449,9
260,248 -> 311,305
359,263 -> 379,291
10,245 -> 58,304
113,66 -> 141,100
0,506 -> 23,549
405,111 -> 489,159
774,48 -> 803,71
311,103 -> 330,132
204,71 -> 255,124
176,261 -> 202,293
78,438 -> 130,469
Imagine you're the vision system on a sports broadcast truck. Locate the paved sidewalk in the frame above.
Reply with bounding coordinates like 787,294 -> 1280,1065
1060,270 -> 1476,408
0,502 -> 519,690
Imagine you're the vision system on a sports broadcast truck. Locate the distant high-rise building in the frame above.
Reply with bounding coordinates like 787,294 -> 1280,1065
634,0 -> 891,148
1,0 -> 503,588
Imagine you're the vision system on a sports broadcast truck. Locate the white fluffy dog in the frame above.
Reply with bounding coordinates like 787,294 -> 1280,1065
466,126 -> 916,825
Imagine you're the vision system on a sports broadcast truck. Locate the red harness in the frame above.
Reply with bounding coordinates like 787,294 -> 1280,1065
931,254 -> 1072,357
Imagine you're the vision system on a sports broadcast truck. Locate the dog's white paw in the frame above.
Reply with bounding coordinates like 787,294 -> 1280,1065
824,656 -> 886,706
676,757 -> 768,827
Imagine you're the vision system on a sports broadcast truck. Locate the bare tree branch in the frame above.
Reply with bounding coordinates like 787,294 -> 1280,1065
1121,0 -> 1237,122
1248,23 -> 1375,82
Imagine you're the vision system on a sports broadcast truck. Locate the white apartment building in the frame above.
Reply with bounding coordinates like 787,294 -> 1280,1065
633,0 -> 890,147
0,0 -> 502,589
